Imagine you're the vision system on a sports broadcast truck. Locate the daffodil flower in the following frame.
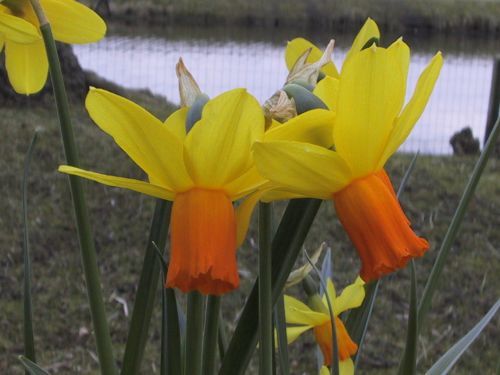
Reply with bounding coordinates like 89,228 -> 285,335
0,0 -> 106,94
58,85 -> 333,295
254,38 -> 443,282
284,277 -> 365,373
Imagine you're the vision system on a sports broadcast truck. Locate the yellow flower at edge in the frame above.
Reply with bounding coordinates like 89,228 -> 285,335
58,87 -> 334,295
0,0 -> 106,94
284,277 -> 365,374
254,38 -> 443,282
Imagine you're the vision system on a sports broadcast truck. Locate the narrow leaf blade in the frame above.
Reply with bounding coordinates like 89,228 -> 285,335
18,356 -> 49,375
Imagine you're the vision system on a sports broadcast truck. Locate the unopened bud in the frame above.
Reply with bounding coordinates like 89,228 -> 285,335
283,83 -> 327,114
176,57 -> 202,107
263,90 -> 297,126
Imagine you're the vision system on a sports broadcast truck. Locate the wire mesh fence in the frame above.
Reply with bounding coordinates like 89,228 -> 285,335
73,25 -> 500,155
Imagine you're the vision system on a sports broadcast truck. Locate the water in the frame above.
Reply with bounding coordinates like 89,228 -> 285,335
73,25 -> 499,154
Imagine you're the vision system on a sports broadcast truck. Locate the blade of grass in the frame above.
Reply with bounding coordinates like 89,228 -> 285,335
218,311 -> 228,362
219,198 -> 322,375
418,114 -> 500,330
259,202 -> 273,375
22,132 -> 38,367
397,260 -> 418,375
18,356 -> 49,375
122,200 -> 172,374
426,299 -> 500,375
203,296 -> 221,375
28,2 -> 117,372
345,152 -> 419,368
185,292 -> 205,375
274,294 -> 290,375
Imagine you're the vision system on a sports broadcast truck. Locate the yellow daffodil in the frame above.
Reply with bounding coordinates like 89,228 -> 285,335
0,0 -> 106,94
254,38 -> 443,282
284,277 -> 365,373
58,85 -> 333,295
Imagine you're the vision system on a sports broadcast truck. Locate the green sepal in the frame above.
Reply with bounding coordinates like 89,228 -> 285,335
283,84 -> 327,114
186,93 -> 210,131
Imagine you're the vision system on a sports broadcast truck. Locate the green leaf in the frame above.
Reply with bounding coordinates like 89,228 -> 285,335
22,132 -> 38,366
397,260 -> 418,375
202,296 -> 221,375
219,199 -> 322,375
18,356 -> 49,375
122,200 -> 172,375
418,115 -> 500,330
426,299 -> 500,375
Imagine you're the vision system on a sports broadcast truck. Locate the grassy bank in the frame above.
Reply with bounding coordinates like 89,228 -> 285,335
87,0 -> 500,34
0,85 -> 499,374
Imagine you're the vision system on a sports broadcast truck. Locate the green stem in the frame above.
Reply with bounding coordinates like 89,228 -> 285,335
219,199 -> 322,375
185,292 -> 205,375
122,200 -> 172,374
418,114 -> 500,330
30,5 -> 117,373
274,294 -> 290,375
259,203 -> 273,375
164,287 -> 182,375
22,133 -> 38,369
217,312 -> 228,362
202,296 -> 221,375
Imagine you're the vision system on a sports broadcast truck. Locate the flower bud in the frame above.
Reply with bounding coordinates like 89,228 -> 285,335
176,57 -> 203,108
263,90 -> 297,126
283,83 -> 327,114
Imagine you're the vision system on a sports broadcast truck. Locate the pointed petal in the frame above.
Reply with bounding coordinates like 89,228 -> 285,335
286,243 -> 327,288
284,295 -> 330,326
40,0 -> 106,43
0,11 -> 40,43
59,166 -> 175,200
184,88 -> 264,187
287,325 -> 314,345
334,277 -> 366,315
313,76 -> 339,111
320,366 -> 330,375
85,88 -> 193,191
5,39 -> 48,94
339,358 -> 355,375
253,141 -> 351,199
235,190 -> 264,248
344,17 -> 380,64
164,107 -> 188,140
225,166 -> 266,200
378,52 -> 443,168
334,41 -> 410,177
264,109 -> 334,148
285,37 -> 339,78
322,278 -> 337,309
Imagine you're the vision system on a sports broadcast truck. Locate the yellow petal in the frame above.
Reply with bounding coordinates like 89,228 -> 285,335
339,358 -> 355,375
4,38 -> 48,94
235,189 -> 264,248
313,76 -> 339,111
261,188 -> 307,202
85,88 -> 193,191
164,107 -> 188,140
334,277 -> 365,315
264,109 -> 334,148
285,37 -> 339,78
322,278 -> 337,311
0,11 -> 40,43
287,325 -> 313,345
284,295 -> 330,326
0,34 -> 4,51
58,166 -> 175,200
225,166 -> 266,201
253,141 -> 352,199
334,41 -> 409,177
40,0 -> 106,44
184,88 -> 264,188
378,52 -> 443,168
320,366 -> 330,375
344,17 -> 380,64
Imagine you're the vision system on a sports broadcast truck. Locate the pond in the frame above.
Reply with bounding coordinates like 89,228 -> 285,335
73,24 -> 500,154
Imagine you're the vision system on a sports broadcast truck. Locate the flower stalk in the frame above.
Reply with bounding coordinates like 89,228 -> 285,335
185,292 -> 205,375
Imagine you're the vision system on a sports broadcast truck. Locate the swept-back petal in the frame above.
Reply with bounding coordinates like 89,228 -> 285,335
334,41 -> 409,177
0,10 -> 40,43
313,76 -> 339,111
264,109 -> 334,148
5,38 -> 48,94
164,107 -> 188,140
253,141 -> 352,199
334,277 -> 365,315
59,166 -> 175,200
85,88 -> 193,191
284,295 -> 330,326
286,325 -> 314,345
343,18 -> 380,64
285,37 -> 339,78
184,88 -> 264,188
0,34 -> 4,51
339,358 -> 355,375
322,278 -> 337,310
40,0 -> 106,43
235,189 -> 264,248
378,52 -> 443,168
225,166 -> 266,200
